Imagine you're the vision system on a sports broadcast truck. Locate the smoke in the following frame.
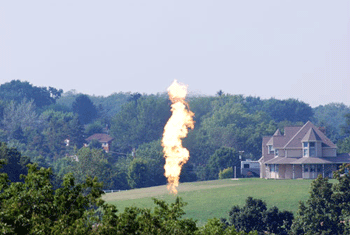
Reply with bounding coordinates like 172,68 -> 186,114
162,80 -> 195,194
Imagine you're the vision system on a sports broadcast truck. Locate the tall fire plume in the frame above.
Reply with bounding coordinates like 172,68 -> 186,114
162,80 -> 195,194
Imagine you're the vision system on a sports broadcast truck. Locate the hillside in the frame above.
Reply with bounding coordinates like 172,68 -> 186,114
103,178 -> 326,226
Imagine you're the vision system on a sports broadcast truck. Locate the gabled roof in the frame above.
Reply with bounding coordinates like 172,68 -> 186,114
301,128 -> 322,142
267,136 -> 289,148
284,126 -> 303,139
266,128 -> 289,148
284,121 -> 336,149
266,129 -> 284,146
86,133 -> 114,143
273,129 -> 282,136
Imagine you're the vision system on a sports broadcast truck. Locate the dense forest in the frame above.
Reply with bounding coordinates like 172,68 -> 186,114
1,80 -> 350,191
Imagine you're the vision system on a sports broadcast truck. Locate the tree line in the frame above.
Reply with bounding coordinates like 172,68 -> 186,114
1,80 -> 350,190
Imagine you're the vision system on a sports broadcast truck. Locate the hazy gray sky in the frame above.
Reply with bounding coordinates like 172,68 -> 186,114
1,1 -> 349,107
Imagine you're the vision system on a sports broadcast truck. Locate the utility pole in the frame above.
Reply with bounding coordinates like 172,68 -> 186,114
239,150 -> 244,176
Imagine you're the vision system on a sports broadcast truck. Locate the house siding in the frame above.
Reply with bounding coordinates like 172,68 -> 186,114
316,142 -> 322,157
294,165 -> 302,178
286,149 -> 302,158
279,149 -> 285,157
322,148 -> 336,157
284,165 -> 293,179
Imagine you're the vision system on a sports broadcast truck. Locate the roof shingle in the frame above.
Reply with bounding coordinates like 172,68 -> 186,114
86,133 -> 114,143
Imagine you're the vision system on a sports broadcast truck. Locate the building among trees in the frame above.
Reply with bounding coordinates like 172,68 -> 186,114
85,133 -> 114,153
259,121 -> 350,179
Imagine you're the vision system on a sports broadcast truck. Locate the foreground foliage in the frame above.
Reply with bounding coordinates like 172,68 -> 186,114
291,164 -> 350,235
226,197 -> 293,235
0,161 -> 255,234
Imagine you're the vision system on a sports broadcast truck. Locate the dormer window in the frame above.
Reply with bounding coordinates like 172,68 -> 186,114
309,142 -> 315,157
275,149 -> 279,156
303,142 -> 308,156
303,142 -> 316,157
268,145 -> 274,154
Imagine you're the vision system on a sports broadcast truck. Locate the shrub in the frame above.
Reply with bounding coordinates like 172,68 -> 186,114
219,167 -> 234,179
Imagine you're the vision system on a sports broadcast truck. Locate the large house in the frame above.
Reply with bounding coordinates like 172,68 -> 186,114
259,121 -> 350,179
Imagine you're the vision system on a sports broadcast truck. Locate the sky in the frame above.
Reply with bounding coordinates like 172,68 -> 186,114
0,1 -> 349,107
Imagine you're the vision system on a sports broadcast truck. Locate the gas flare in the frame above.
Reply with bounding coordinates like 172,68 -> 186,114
162,80 -> 195,194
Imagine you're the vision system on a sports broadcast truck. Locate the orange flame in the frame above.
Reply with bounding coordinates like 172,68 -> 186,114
162,80 -> 195,194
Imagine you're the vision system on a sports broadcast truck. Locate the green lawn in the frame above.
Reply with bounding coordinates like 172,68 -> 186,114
103,178 -> 327,226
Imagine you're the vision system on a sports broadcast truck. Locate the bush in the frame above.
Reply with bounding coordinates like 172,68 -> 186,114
227,197 -> 293,234
219,167 -> 234,179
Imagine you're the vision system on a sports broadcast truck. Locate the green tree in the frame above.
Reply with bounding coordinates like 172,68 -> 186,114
85,121 -> 104,137
0,154 -> 260,234
0,142 -> 30,182
39,110 -> 84,159
196,218 -> 256,235
110,95 -> 171,152
229,197 -> 267,233
262,98 -> 313,123
134,140 -> 167,186
313,103 -> 350,142
188,96 -> 215,127
291,165 -> 350,235
0,99 -> 6,121
61,147 -> 115,189
60,91 -> 130,123
89,139 -> 102,149
0,80 -> 62,108
228,197 -> 293,234
0,161 -> 199,234
291,175 -> 339,234
125,140 -> 195,188
114,156 -> 132,190
340,112 -> 350,137
1,100 -> 38,141
127,158 -> 151,188
0,162 -> 118,234
72,94 -> 98,125
205,147 -> 239,180
337,137 -> 350,154
193,101 -> 276,162
263,206 -> 293,235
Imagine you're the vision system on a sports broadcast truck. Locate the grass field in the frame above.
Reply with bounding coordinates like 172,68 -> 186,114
103,178 -> 328,226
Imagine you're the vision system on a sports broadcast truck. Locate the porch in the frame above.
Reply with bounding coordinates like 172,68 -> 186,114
265,163 -> 337,179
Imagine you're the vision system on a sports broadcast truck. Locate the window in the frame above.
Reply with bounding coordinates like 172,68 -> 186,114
310,165 -> 315,172
275,149 -> 279,156
303,142 -> 308,156
303,142 -> 316,157
244,164 -> 249,169
268,145 -> 274,154
317,165 -> 322,172
304,165 -> 309,172
309,142 -> 316,157
303,149 -> 308,156
270,164 -> 278,172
